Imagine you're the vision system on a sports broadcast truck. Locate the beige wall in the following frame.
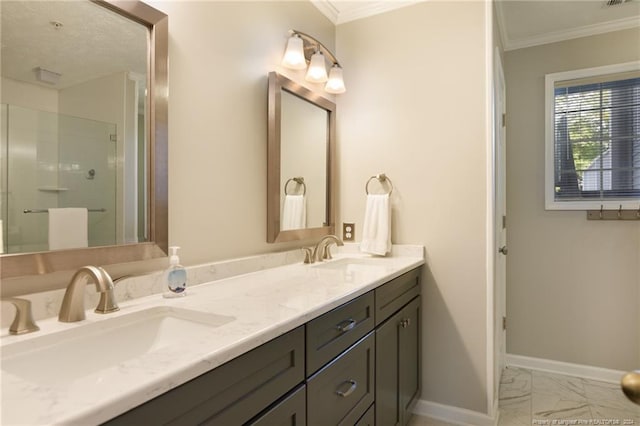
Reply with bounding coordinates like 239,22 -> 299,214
2,1 -> 499,416
504,28 -> 640,371
147,0 -> 335,265
0,1 -> 334,290
337,1 -> 492,414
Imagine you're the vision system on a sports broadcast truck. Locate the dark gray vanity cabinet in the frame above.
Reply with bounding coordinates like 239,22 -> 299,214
248,384 -> 307,426
103,266 -> 422,426
355,403 -> 375,426
305,291 -> 375,425
103,326 -> 305,426
307,333 -> 375,426
306,291 -> 375,376
374,269 -> 422,426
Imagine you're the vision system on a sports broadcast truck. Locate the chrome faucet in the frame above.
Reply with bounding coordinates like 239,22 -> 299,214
2,298 -> 40,335
312,235 -> 344,262
58,266 -> 119,323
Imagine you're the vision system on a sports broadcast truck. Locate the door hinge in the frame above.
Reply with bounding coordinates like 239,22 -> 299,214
501,113 -> 506,127
502,316 -> 507,330
502,215 -> 507,229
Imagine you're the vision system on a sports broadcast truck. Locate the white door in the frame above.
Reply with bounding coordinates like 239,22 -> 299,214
494,48 -> 507,402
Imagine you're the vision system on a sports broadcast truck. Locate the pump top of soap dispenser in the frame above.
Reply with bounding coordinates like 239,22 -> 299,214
169,246 -> 181,266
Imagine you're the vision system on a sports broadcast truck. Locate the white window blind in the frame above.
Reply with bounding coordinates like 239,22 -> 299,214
545,63 -> 640,210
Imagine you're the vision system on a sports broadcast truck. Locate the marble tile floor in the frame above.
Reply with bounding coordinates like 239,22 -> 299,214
407,367 -> 639,426
499,367 -> 640,426
408,414 -> 457,426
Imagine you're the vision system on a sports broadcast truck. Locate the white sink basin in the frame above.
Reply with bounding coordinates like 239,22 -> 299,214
312,257 -> 388,271
1,306 -> 234,386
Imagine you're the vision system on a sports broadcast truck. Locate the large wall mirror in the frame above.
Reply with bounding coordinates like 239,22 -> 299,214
0,0 -> 168,282
267,72 -> 335,243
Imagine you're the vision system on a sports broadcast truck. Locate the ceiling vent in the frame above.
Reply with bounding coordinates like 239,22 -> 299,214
35,67 -> 61,85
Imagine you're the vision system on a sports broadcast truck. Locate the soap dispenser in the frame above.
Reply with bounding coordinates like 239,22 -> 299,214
163,246 -> 187,298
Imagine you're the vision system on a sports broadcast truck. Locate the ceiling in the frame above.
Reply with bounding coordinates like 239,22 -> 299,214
312,0 -> 640,50
1,1 -> 147,90
496,0 -> 640,51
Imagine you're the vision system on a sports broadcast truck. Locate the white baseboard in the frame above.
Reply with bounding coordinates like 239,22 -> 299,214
506,353 -> 626,384
413,399 -> 497,426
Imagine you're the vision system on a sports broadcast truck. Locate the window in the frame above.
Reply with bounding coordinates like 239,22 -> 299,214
545,62 -> 640,210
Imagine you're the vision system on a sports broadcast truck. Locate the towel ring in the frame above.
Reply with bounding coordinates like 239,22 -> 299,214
365,173 -> 393,195
284,177 -> 306,196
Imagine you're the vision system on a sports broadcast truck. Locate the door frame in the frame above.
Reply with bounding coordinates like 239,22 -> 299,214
493,46 -> 507,405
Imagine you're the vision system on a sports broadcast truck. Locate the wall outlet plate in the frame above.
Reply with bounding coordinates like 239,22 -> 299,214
343,223 -> 355,241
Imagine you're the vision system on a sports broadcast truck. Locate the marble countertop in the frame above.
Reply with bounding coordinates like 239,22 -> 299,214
1,247 -> 424,425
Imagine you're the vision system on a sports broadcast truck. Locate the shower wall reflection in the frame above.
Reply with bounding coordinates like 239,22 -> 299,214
1,105 -> 119,253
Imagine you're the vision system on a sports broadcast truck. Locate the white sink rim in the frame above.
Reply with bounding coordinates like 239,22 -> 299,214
311,257 -> 388,270
1,306 -> 235,386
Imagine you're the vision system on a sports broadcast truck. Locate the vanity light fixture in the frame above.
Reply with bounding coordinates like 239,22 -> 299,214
306,50 -> 328,83
281,30 -> 346,94
281,34 -> 306,70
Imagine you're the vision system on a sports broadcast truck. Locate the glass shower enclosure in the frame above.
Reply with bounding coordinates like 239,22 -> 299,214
0,104 -> 117,254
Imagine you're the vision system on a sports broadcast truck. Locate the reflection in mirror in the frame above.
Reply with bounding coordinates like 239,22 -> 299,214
267,72 -> 335,243
0,1 -> 148,254
0,0 -> 168,282
280,91 -> 327,230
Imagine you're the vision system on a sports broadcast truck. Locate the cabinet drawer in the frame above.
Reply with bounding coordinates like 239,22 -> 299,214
307,332 -> 375,426
375,268 -> 421,325
306,291 -> 374,376
248,384 -> 306,426
103,327 -> 304,426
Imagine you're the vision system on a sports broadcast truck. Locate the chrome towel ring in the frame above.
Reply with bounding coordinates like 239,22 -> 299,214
365,173 -> 393,195
284,177 -> 306,196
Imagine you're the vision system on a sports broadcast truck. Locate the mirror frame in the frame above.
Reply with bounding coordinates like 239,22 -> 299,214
267,72 -> 335,243
0,0 -> 168,279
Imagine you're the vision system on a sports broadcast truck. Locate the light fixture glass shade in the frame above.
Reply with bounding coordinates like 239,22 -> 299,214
305,51 -> 328,83
325,65 -> 346,94
281,35 -> 306,70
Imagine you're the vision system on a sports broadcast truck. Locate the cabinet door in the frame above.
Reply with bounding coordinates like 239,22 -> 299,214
375,308 -> 402,426
375,296 -> 421,426
399,296 -> 421,425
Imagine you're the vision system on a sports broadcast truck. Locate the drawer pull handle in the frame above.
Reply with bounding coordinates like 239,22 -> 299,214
336,379 -> 358,397
336,318 -> 356,333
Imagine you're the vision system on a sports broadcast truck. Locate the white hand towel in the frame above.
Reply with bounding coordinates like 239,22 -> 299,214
360,194 -> 391,256
282,195 -> 306,230
48,208 -> 88,250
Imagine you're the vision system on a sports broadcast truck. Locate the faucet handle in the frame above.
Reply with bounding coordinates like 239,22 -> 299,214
321,245 -> 334,260
95,267 -> 119,314
302,247 -> 314,264
2,297 -> 40,335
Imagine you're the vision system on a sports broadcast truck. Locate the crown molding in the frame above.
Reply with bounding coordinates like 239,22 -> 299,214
311,0 -> 423,25
310,0 -> 340,24
504,15 -> 640,51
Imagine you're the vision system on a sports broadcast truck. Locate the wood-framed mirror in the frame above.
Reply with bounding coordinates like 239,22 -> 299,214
0,0 -> 168,282
267,72 -> 335,243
